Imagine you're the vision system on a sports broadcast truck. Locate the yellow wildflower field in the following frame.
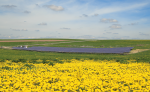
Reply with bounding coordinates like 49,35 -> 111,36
0,59 -> 150,92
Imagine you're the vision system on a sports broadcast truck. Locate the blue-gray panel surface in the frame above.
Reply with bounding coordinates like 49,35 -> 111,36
12,47 -> 133,54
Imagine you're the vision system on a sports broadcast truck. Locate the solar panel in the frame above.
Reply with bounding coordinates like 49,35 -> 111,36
12,47 -> 133,54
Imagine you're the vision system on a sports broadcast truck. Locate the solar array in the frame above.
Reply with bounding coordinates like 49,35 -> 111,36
12,46 -> 133,54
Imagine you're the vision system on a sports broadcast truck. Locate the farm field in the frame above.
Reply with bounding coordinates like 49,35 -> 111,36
0,39 -> 150,92
0,39 -> 150,63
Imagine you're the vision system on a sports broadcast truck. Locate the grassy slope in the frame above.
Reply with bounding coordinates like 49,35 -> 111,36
47,40 -> 150,49
0,39 -> 150,63
0,39 -> 78,47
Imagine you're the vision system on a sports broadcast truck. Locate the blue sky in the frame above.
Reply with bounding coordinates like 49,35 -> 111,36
0,0 -> 150,39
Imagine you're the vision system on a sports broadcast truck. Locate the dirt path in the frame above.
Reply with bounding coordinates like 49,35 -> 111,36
129,49 -> 150,54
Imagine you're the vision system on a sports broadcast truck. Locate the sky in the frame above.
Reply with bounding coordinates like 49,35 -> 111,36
0,0 -> 150,39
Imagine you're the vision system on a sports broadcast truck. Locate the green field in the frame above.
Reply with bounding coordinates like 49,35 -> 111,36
0,39 -> 150,64
1,39 -> 150,91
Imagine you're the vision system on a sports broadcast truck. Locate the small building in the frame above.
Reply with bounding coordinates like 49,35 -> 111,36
24,45 -> 28,48
19,45 -> 27,48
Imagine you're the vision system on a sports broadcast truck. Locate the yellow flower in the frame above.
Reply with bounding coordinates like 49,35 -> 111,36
0,59 -> 150,91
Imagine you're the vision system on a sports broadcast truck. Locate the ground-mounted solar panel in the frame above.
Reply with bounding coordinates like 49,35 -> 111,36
12,47 -> 133,54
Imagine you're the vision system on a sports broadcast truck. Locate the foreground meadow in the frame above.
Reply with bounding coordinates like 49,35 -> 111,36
0,59 -> 150,92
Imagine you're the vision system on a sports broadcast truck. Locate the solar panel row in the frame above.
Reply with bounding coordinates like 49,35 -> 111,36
12,47 -> 133,54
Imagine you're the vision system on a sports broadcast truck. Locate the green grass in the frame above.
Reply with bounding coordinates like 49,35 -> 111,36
48,40 -> 150,49
0,39 -> 150,64
0,48 -> 150,64
1,39 -> 150,49
0,38 -> 78,47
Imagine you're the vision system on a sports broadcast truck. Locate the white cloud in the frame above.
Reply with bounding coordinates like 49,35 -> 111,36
24,10 -> 31,14
12,29 -> 20,31
60,28 -> 71,30
94,14 -> 99,16
139,32 -> 149,36
109,19 -> 118,23
110,24 -> 121,29
101,18 -> 107,22
92,3 -> 148,15
106,32 -> 112,34
12,29 -> 28,31
38,23 -> 47,25
128,22 -> 138,25
44,5 -> 64,11
0,35 -> 25,39
35,30 -> 40,32
113,33 -> 119,34
100,18 -> 118,23
82,14 -> 88,17
36,4 -> 40,7
0,0 -> 149,39
1,5 -> 17,9
22,29 -> 28,31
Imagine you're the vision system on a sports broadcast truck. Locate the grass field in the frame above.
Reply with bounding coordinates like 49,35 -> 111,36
1,39 -> 150,49
0,39 -> 150,91
0,39 -> 150,63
